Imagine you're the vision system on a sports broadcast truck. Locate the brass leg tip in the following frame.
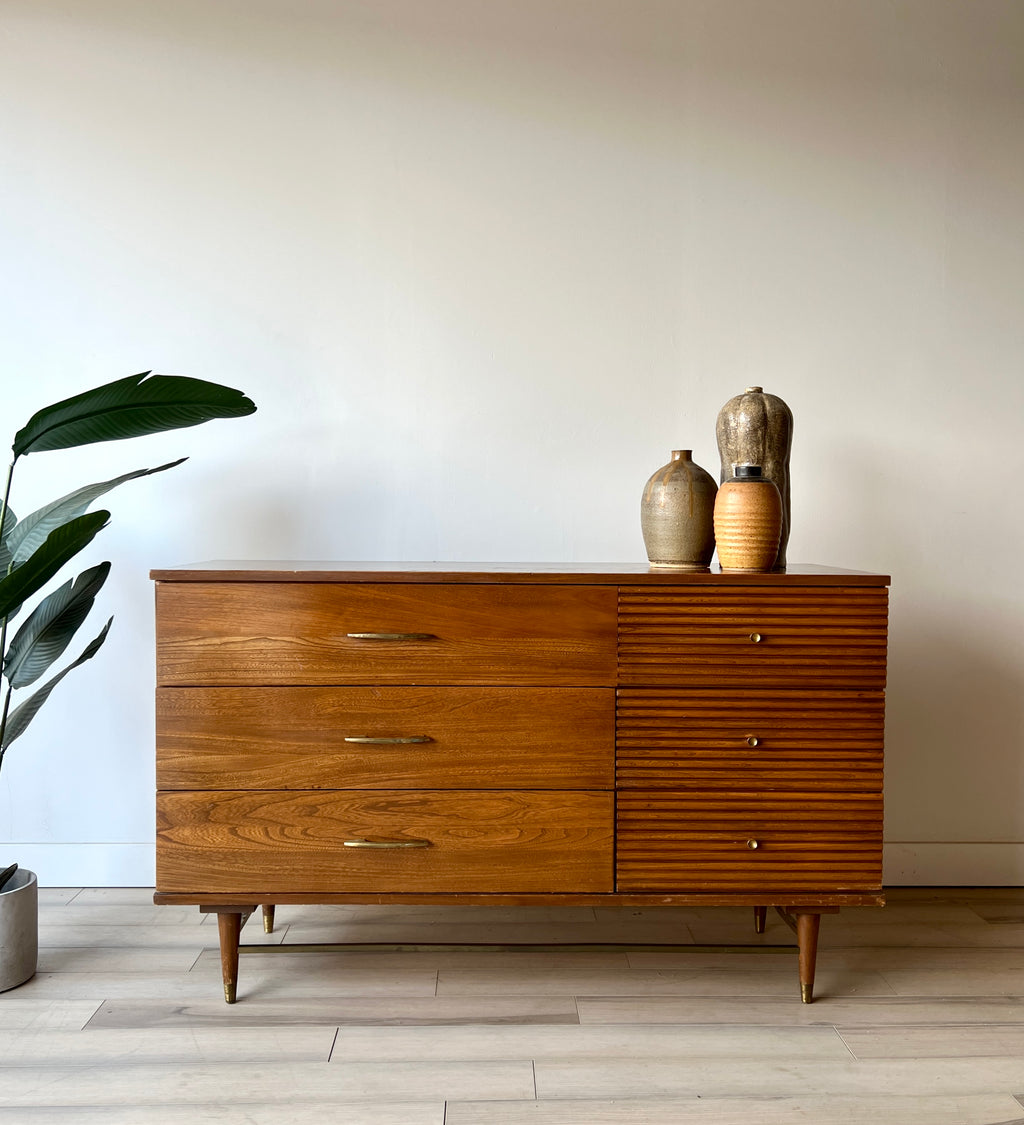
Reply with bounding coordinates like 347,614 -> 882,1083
800,983 -> 813,1004
224,984 -> 237,1004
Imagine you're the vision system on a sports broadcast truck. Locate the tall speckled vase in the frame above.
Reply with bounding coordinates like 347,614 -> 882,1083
640,449 -> 718,569
716,386 -> 793,569
713,465 -> 783,572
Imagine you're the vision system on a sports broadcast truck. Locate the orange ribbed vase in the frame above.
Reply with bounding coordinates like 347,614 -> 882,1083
713,465 -> 783,572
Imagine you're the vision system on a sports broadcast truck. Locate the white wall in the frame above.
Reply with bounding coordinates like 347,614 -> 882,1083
1,0 -> 1021,886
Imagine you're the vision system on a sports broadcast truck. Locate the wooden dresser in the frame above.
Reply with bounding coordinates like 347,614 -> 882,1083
152,562 -> 889,1003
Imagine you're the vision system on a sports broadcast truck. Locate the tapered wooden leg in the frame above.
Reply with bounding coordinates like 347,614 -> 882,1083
217,912 -> 243,1004
753,906 -> 768,934
262,905 -> 276,934
795,912 -> 821,1004
200,905 -> 256,1003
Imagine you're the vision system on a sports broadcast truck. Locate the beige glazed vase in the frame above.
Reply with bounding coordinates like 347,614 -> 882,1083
640,450 -> 718,569
713,465 -> 783,572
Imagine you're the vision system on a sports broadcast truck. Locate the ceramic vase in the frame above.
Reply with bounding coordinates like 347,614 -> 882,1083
713,465 -> 783,571
640,449 -> 718,569
716,386 -> 792,569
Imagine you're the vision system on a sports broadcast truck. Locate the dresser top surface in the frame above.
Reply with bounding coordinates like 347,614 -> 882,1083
150,561 -> 890,585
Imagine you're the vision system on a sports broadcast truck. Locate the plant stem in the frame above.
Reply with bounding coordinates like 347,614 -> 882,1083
0,459 -> 14,552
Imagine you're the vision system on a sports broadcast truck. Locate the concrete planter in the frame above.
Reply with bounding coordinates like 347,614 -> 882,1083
0,869 -> 38,992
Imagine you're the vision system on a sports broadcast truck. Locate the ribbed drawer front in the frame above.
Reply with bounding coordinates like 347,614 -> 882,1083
157,686 -> 615,790
157,790 -> 613,893
156,583 -> 617,687
618,586 -> 888,688
616,790 -> 883,892
616,689 -> 884,791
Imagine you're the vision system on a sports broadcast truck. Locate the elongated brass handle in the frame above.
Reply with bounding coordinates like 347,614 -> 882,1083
346,632 -> 437,641
746,839 -> 760,850
343,736 -> 432,745
746,735 -> 760,747
343,839 -> 431,849
749,632 -> 762,643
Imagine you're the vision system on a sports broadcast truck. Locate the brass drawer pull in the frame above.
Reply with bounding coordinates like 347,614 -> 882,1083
749,632 -> 763,643
343,838 -> 431,849
346,632 -> 437,641
746,839 -> 760,850
746,735 -> 761,747
343,736 -> 432,745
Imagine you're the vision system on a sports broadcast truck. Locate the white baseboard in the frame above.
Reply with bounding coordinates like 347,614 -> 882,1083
7,842 -> 1023,889
884,843 -> 1024,885
3,844 -> 154,888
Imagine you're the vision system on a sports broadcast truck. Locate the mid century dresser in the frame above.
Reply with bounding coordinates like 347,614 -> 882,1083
152,562 -> 889,1003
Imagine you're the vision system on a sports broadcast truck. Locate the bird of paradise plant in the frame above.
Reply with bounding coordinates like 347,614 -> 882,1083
0,372 -> 256,781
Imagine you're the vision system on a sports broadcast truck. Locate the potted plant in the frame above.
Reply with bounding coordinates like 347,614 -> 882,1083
0,371 -> 256,991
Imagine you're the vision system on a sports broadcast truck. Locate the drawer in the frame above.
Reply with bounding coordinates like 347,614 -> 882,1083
156,583 -> 617,686
156,790 -> 613,893
157,686 -> 615,789
616,790 -> 883,893
618,586 -> 888,689
616,689 -> 883,791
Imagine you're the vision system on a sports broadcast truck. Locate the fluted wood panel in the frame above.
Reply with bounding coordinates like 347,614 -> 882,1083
616,689 -> 883,791
157,790 -> 613,894
618,586 -> 888,688
617,790 -> 883,892
157,686 -> 614,790
156,583 -> 617,687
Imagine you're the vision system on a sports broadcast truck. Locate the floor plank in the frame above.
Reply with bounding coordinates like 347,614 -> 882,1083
87,995 -> 581,1029
0,1105 -> 444,1124
532,1056 -> 1024,1098
0,1060 -> 535,1107
327,1023 -> 852,1061
446,1095 -> 1024,1124
0,1026 -> 336,1065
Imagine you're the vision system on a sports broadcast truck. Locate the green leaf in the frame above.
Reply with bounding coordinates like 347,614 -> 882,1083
7,459 -> 186,565
0,511 -> 109,621
1,617 -> 112,750
13,372 -> 256,457
4,562 -> 110,688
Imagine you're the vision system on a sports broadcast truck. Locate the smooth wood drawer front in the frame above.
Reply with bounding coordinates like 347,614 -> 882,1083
617,790 -> 883,893
157,686 -> 615,790
617,689 -> 883,791
618,586 -> 888,689
156,583 -> 617,686
156,790 -> 613,894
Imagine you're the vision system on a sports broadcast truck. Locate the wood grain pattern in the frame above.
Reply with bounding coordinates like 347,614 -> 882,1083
618,586 -> 888,689
156,583 -> 617,687
157,790 -> 614,894
616,689 -> 884,791
617,790 -> 883,892
151,561 -> 891,583
157,686 -> 615,790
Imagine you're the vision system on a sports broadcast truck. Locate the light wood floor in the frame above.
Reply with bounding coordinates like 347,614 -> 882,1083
2,889 -> 1024,1123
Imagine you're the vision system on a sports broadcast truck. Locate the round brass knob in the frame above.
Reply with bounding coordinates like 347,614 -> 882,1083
746,735 -> 760,747
746,839 -> 760,850
749,632 -> 762,643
